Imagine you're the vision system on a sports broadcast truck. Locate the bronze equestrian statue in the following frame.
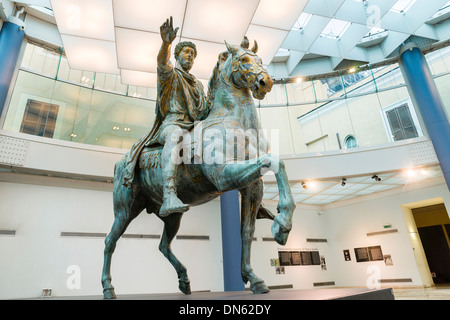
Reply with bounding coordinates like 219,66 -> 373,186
101,17 -> 296,299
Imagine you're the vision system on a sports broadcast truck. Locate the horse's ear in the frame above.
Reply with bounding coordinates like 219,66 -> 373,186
251,40 -> 258,54
225,41 -> 238,55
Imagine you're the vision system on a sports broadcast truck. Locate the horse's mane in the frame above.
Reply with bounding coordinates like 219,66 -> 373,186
206,51 -> 229,108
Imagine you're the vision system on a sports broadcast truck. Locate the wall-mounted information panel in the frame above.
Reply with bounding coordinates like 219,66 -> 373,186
354,245 -> 384,263
278,250 -> 321,266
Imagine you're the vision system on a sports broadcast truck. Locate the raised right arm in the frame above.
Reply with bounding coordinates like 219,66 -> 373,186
158,16 -> 179,67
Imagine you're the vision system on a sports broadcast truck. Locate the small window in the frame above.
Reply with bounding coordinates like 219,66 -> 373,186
20,99 -> 59,138
344,135 -> 358,149
385,103 -> 419,141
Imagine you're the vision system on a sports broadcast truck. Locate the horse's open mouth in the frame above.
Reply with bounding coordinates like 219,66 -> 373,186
252,84 -> 267,100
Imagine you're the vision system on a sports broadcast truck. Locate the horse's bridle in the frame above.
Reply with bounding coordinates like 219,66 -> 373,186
230,51 -> 265,90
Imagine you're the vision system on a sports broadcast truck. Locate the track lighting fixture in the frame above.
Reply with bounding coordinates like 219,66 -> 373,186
372,175 -> 381,182
341,178 -> 347,186
301,182 -> 307,189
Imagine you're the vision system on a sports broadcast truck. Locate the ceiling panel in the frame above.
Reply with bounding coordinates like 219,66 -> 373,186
51,0 -> 115,41
180,38 -> 227,81
182,0 -> 260,44
61,35 -> 119,74
252,0 -> 309,30
120,70 -> 157,87
49,0 -> 450,84
246,25 -> 289,65
115,28 -> 163,73
112,0 -> 187,33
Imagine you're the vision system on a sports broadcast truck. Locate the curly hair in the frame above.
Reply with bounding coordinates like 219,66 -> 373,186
174,41 -> 197,60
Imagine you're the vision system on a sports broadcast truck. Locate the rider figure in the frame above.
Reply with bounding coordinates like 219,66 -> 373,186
123,17 -> 208,217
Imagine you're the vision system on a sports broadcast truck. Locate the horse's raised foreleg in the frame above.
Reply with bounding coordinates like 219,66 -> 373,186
158,212 -> 191,294
240,179 -> 269,294
270,157 -> 295,245
212,154 -> 295,245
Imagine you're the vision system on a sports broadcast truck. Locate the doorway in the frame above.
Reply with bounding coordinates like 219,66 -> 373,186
412,203 -> 450,285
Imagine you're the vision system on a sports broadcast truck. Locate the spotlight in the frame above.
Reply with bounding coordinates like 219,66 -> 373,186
301,182 -> 307,189
341,178 -> 347,186
372,175 -> 381,182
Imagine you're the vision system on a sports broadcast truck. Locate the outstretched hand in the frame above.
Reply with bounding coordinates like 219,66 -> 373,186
160,16 -> 179,44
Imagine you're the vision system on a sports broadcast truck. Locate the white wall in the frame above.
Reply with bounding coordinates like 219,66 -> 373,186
321,182 -> 450,288
0,180 -> 223,299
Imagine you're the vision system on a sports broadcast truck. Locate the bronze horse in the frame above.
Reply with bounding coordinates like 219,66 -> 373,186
101,40 -> 296,299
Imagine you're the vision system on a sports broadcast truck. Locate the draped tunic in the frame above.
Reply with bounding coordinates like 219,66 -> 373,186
122,63 -> 208,188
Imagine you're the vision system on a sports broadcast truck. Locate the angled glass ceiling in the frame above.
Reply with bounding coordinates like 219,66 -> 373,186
14,0 -> 450,85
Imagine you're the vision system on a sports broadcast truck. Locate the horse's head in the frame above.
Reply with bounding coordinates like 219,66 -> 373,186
224,40 -> 273,100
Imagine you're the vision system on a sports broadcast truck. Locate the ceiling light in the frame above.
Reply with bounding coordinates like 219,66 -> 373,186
296,77 -> 303,83
341,178 -> 347,186
349,67 -> 357,73
405,169 -> 417,178
372,175 -> 381,181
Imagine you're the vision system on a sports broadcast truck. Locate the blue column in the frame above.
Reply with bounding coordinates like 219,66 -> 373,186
220,190 -> 244,291
0,22 -> 25,117
400,45 -> 450,191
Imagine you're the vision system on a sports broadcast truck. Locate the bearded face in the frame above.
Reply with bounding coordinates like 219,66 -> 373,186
177,46 -> 196,72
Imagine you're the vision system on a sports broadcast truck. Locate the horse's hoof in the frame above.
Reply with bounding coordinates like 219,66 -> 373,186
103,288 -> 117,299
179,280 -> 191,295
271,218 -> 290,245
250,281 -> 270,294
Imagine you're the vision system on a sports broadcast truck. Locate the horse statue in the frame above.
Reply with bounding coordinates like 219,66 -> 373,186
101,39 -> 296,299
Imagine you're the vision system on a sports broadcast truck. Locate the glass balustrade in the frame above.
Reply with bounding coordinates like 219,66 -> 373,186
2,42 -> 450,154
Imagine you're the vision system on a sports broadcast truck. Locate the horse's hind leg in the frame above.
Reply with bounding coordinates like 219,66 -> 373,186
240,179 -> 269,294
158,212 -> 191,294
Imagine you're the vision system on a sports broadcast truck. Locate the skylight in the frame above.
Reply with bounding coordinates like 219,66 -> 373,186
320,19 -> 351,39
390,0 -> 416,14
292,13 -> 312,31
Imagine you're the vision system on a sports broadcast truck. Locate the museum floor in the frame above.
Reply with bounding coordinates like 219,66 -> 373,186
392,285 -> 450,300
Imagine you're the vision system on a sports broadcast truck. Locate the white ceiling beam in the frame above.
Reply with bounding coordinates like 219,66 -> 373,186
381,31 -> 410,58
345,46 -> 368,64
281,15 -> 331,52
290,56 -> 334,77
435,19 -> 450,42
286,50 -> 305,75
309,36 -> 341,58
334,0 -> 369,25
414,24 -> 439,41
365,45 -> 386,64
338,22 -> 370,57
404,0 -> 449,32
